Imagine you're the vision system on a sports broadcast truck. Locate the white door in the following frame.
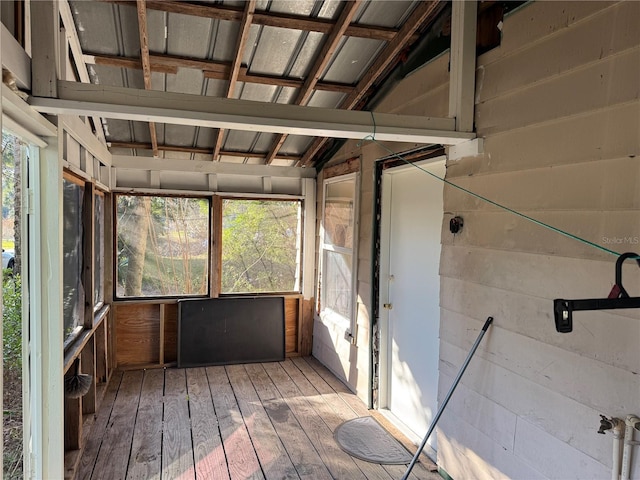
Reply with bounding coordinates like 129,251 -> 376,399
379,160 -> 445,457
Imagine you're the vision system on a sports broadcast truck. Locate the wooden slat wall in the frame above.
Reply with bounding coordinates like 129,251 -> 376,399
285,296 -> 299,355
115,304 -> 161,366
163,303 -> 178,363
115,295 -> 305,367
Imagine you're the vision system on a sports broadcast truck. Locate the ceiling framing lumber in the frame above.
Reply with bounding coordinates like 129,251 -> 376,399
30,81 -> 475,145
84,53 -> 354,94
107,141 -> 302,162
111,155 -> 316,179
264,0 -> 362,165
449,0 -> 478,133
58,1 -> 107,143
135,0 -> 159,157
299,0 -> 444,167
103,0 -> 398,42
212,0 -> 256,161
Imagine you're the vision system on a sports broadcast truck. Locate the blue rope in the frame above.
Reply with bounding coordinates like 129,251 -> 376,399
363,137 -> 637,259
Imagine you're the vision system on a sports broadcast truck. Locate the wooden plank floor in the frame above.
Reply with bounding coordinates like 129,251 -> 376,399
75,357 -> 441,480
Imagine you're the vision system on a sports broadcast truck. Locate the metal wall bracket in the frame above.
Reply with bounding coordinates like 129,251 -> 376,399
554,252 -> 640,333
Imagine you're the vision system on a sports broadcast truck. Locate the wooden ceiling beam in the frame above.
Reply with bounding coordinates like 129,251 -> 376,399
108,141 -> 301,161
135,0 -> 159,157
300,0 -> 445,167
237,70 -> 352,94
264,0 -> 362,165
85,52 -> 353,93
104,0 -> 396,41
212,0 -> 256,161
31,81 -> 474,146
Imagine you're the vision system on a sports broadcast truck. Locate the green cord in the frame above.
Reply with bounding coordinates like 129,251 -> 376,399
364,137 -> 637,259
357,112 -> 377,147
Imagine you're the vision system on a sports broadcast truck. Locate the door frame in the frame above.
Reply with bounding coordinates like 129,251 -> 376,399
374,154 -> 446,454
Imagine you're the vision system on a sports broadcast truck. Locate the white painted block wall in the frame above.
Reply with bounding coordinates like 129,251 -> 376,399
314,1 -> 640,478
439,1 -> 640,478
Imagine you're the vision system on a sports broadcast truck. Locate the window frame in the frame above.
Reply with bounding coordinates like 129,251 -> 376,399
218,195 -> 304,296
318,172 -> 360,336
93,189 -> 106,312
113,193 -> 212,300
62,171 -> 86,348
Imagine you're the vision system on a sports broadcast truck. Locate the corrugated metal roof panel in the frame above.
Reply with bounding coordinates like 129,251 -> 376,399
194,128 -> 217,150
321,37 -> 384,83
286,31 -> 325,79
71,2 -> 120,55
69,0 -> 442,166
249,25 -> 306,77
355,0 -> 418,27
306,90 -> 347,108
280,135 -> 314,155
164,124 -> 198,147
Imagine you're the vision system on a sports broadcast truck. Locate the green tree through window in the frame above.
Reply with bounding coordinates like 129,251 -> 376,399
116,195 -> 210,297
222,199 -> 301,293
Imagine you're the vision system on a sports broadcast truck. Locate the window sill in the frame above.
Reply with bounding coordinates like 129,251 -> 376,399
319,309 -> 351,330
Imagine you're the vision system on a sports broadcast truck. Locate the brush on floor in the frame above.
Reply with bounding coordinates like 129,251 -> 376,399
64,358 -> 93,398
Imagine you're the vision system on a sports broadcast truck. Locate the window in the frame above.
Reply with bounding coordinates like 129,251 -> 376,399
116,195 -> 210,297
319,174 -> 358,328
221,199 -> 302,294
63,175 -> 84,346
2,131 -> 28,478
94,191 -> 105,309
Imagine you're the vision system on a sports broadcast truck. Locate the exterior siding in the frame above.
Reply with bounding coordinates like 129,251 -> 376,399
315,1 -> 639,478
441,1 -> 639,478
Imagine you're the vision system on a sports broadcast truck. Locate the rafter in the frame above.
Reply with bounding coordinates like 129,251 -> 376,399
135,0 -> 159,157
264,0 -> 362,165
108,141 -> 302,162
299,0 -> 444,167
104,0 -> 398,41
212,0 -> 256,161
59,0 -> 107,143
85,52 -> 354,93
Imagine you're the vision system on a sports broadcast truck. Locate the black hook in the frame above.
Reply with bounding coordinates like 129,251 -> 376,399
553,252 -> 640,333
609,252 -> 640,299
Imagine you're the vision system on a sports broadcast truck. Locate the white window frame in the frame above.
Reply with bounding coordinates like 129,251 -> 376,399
318,172 -> 359,340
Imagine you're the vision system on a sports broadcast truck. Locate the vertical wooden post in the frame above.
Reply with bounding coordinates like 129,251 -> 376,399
300,178 -> 316,356
83,182 -> 95,328
105,191 -> 116,372
30,1 -> 59,97
95,317 -> 108,384
31,134 -> 65,478
64,395 -> 82,451
449,0 -> 478,133
81,338 -> 96,415
159,304 -> 166,365
211,195 -> 223,297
